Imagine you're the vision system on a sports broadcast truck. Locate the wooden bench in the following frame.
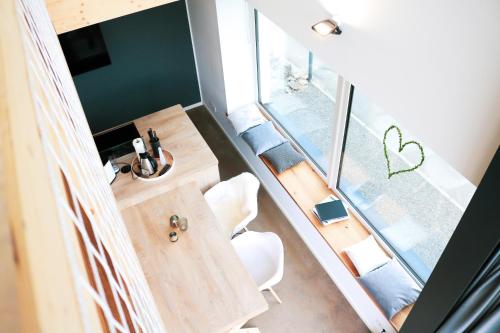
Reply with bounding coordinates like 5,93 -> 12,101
261,158 -> 412,331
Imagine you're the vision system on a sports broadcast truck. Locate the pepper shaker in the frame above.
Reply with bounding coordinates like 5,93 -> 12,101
170,215 -> 179,228
169,231 -> 178,242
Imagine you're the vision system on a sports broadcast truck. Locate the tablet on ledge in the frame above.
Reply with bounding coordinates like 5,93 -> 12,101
315,199 -> 349,224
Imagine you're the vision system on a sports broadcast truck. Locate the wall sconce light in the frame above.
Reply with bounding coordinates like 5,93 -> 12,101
312,19 -> 342,36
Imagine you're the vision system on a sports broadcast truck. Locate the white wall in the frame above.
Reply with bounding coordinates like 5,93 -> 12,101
247,0 -> 500,185
216,0 -> 257,112
185,0 -> 227,114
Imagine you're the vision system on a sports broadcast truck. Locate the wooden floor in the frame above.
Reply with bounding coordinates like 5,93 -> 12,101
187,106 -> 369,333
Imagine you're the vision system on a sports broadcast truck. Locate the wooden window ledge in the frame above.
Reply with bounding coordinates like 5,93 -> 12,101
260,157 -> 412,331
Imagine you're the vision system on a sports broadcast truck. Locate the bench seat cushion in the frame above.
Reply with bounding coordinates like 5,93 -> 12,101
262,142 -> 305,173
242,121 -> 288,155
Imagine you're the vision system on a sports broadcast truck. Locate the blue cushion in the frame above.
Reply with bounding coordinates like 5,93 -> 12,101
262,142 -> 305,173
358,259 -> 421,319
242,121 -> 288,155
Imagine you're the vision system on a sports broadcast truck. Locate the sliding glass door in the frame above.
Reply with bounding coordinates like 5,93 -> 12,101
256,12 -> 338,173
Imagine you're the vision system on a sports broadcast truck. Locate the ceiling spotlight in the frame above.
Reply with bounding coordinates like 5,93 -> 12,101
312,19 -> 342,36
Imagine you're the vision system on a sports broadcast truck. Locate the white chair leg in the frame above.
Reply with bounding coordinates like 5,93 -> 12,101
268,287 -> 282,304
244,226 -> 249,232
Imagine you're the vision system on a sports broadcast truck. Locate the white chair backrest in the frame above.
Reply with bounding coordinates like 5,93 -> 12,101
204,172 -> 260,237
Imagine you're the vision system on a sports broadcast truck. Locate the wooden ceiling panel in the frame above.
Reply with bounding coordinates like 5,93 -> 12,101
45,0 -> 178,34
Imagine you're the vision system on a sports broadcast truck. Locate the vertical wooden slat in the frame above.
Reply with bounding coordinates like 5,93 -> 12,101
0,94 -> 21,333
0,0 -> 86,331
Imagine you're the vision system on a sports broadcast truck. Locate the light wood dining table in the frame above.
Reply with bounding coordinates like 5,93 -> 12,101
120,182 -> 268,333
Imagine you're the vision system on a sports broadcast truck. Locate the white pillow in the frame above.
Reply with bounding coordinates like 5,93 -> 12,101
227,104 -> 267,135
344,235 -> 391,276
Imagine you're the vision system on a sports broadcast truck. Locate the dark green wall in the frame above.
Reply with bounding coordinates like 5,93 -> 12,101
73,1 -> 200,133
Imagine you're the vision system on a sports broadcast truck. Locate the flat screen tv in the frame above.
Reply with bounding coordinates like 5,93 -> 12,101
59,24 -> 111,76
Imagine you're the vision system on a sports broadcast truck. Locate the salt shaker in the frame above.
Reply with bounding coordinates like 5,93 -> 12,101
179,217 -> 188,231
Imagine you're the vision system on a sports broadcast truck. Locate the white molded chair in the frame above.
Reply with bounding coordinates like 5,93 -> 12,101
204,172 -> 260,238
231,231 -> 284,303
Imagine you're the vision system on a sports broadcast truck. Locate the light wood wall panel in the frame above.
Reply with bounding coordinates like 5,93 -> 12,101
0,110 -> 21,333
46,0 -> 178,34
0,0 -> 166,331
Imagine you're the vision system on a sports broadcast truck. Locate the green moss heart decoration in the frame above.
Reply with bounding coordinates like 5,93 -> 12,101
383,125 -> 425,179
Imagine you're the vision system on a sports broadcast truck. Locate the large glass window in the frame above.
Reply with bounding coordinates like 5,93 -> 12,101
255,10 -> 475,284
338,88 -> 476,282
256,12 -> 338,173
